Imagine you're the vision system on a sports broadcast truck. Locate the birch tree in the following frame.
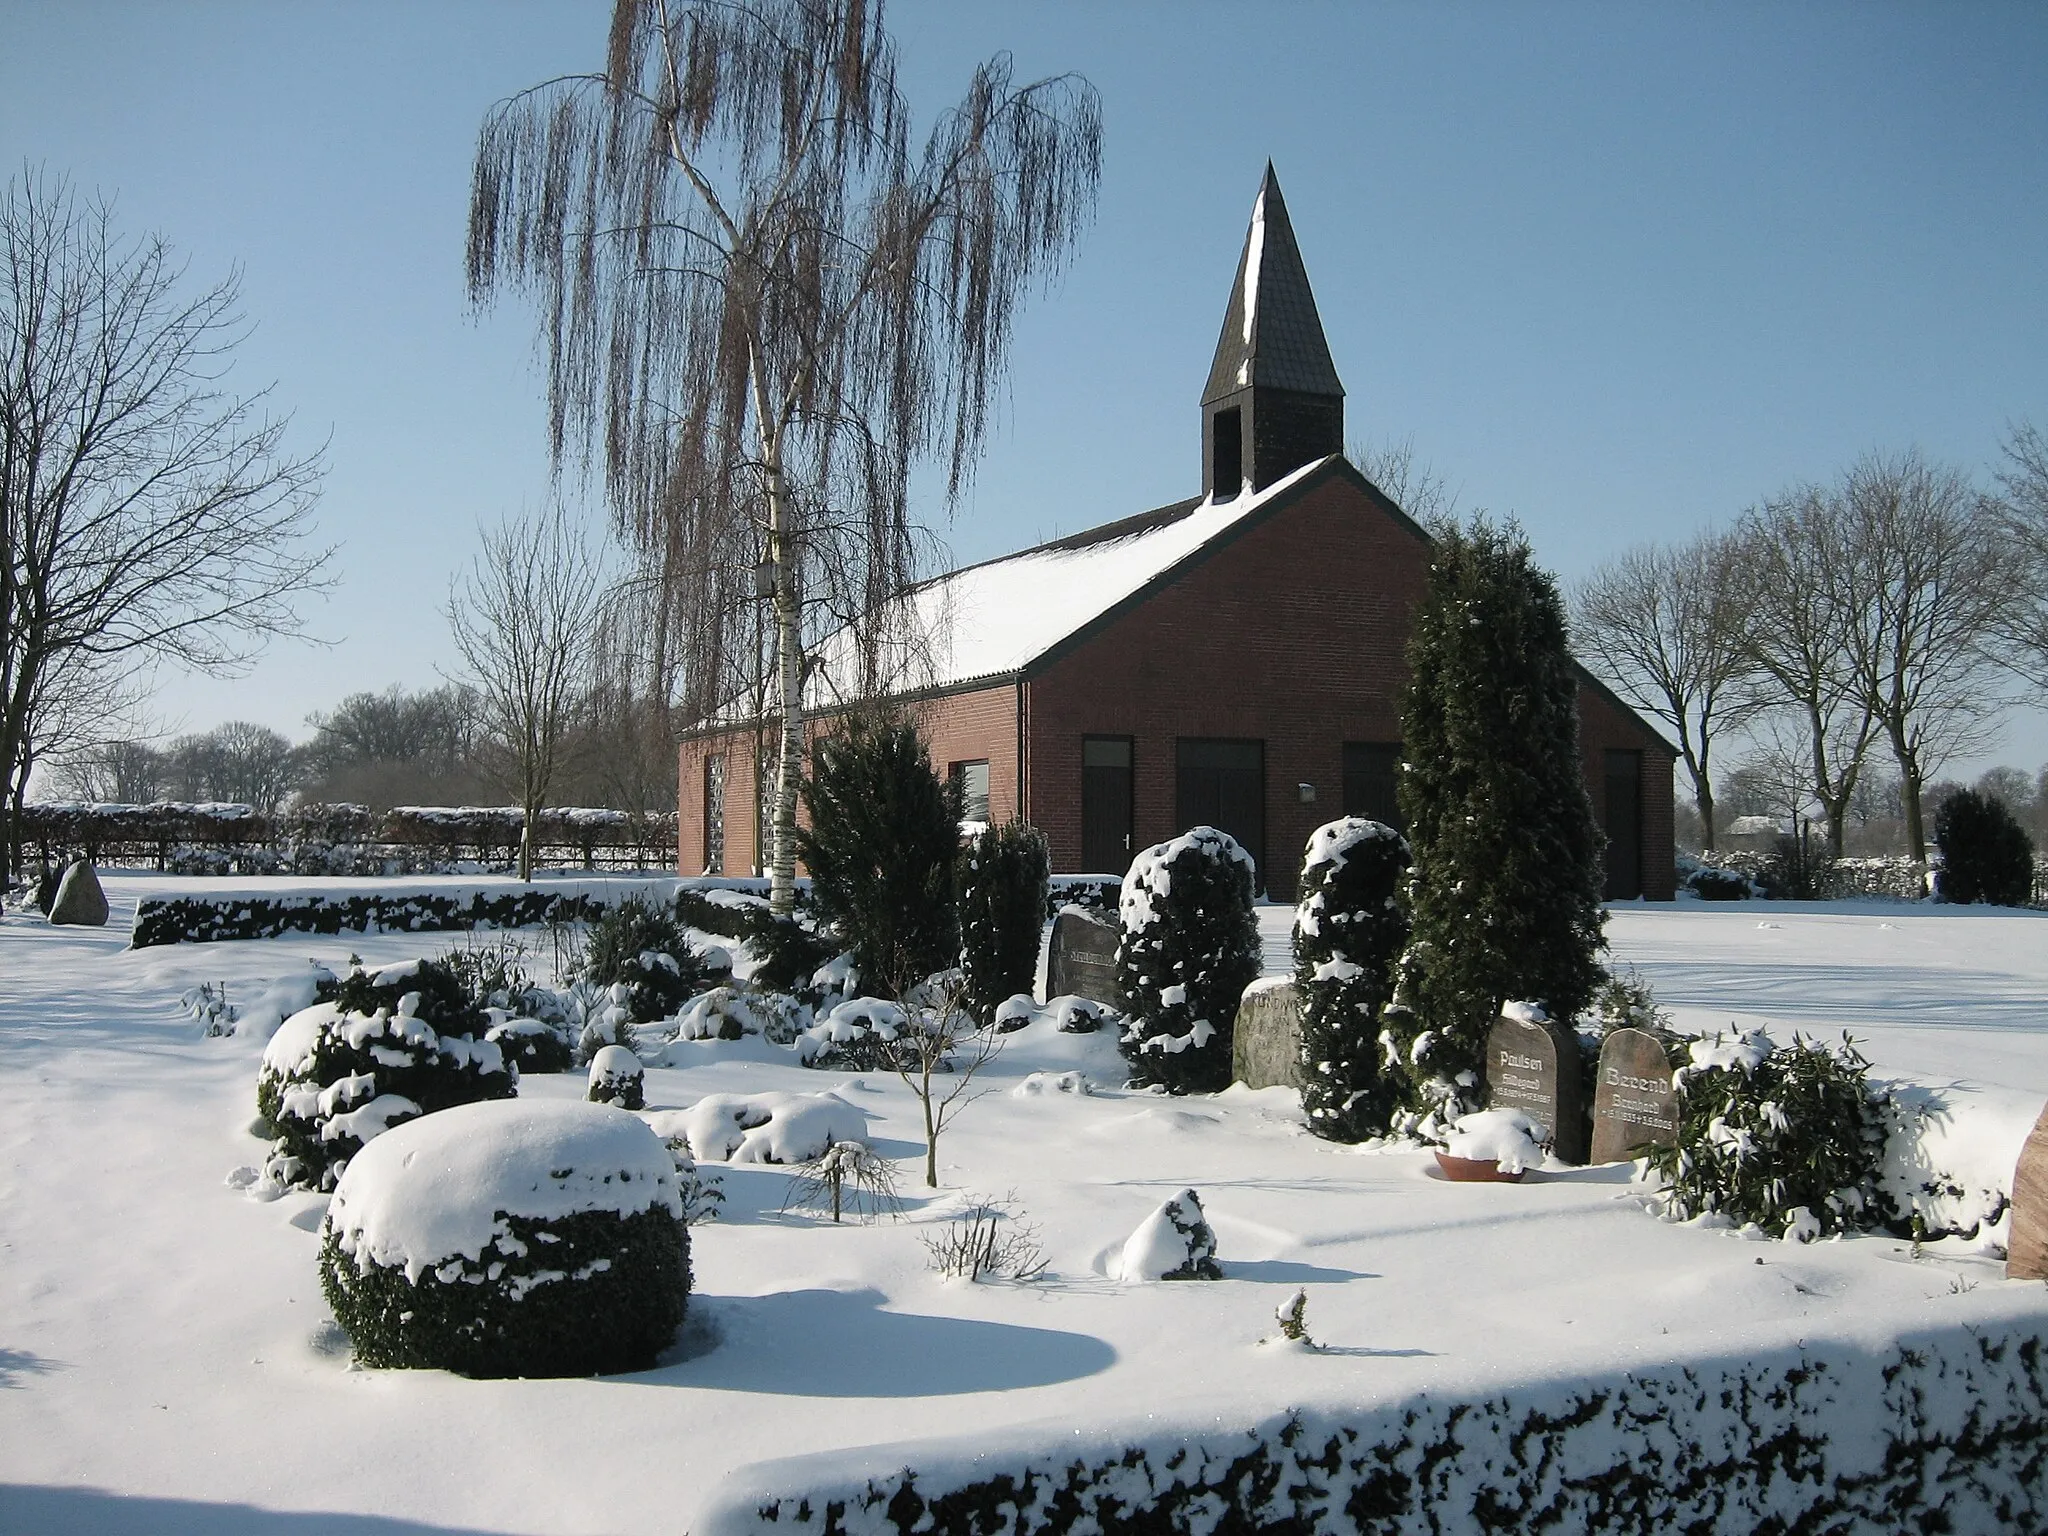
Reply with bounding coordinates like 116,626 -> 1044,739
467,0 -> 1102,912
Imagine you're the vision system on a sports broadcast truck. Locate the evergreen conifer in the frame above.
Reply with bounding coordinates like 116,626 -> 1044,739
1381,519 -> 1607,1138
1292,818 -> 1410,1141
957,820 -> 1052,1025
1934,789 -> 2035,906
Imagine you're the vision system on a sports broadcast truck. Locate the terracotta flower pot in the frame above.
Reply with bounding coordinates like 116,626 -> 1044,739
1434,1151 -> 1525,1183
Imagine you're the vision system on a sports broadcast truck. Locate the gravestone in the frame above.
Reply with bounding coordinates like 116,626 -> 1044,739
47,860 -> 109,927
2006,1099 -> 2048,1282
1484,1011 -> 1587,1165
1232,980 -> 1303,1090
1589,1027 -> 1680,1165
1048,907 -> 1125,1011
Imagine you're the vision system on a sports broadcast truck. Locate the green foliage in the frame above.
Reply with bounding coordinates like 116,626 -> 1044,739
957,821 -> 1051,1027
1116,828 -> 1261,1095
718,903 -> 839,1001
259,959 -> 514,1191
1643,1031 -> 1893,1239
487,1017 -> 574,1074
1935,789 -> 2035,906
318,1205 -> 689,1378
1381,519 -> 1608,1137
797,717 -> 961,996
582,895 -> 714,1022
1292,818 -> 1410,1142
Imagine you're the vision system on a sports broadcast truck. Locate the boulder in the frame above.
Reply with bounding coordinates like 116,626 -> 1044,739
1232,979 -> 1303,1090
47,861 -> 109,927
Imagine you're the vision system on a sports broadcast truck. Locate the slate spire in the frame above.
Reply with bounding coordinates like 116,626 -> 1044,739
1201,164 -> 1346,496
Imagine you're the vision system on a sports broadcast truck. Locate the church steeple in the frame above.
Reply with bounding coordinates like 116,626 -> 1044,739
1201,164 -> 1345,497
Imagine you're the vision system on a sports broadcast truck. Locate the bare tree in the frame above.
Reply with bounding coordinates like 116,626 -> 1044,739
50,735 -> 166,804
1835,450 -> 2011,860
888,977 -> 1002,1189
301,684 -> 483,806
164,719 -> 301,811
0,170 -> 328,885
1347,435 -> 1461,528
1991,420 -> 2048,689
446,505 -> 610,880
1736,486 -> 1880,857
1574,532 -> 1762,852
467,0 -> 1103,912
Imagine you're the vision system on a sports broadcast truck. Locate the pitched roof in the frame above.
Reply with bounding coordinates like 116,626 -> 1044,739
1201,164 -> 1344,405
803,456 -> 1337,708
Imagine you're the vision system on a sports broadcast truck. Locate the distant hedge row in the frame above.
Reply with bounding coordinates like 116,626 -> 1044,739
131,887 -> 618,949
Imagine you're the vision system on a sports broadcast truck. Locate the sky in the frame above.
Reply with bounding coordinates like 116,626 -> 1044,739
5,1 -> 2047,778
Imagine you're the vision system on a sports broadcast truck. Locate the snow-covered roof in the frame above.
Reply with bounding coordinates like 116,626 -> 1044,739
802,457 -> 1334,710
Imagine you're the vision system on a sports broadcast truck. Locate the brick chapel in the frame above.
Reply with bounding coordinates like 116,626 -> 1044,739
676,166 -> 1677,901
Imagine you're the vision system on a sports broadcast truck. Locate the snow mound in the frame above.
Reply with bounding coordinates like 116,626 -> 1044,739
1445,1108 -> 1547,1173
1013,1070 -> 1092,1098
1880,1078 -> 2042,1240
664,1090 -> 872,1164
1116,1188 -> 1222,1282
323,1099 -> 680,1283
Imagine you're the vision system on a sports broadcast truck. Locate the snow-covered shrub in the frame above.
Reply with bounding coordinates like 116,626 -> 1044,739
1685,865 -> 1752,900
1292,817 -> 1410,1142
924,1193 -> 1046,1281
669,984 -> 805,1043
1443,1107 -> 1546,1175
1642,1029 -> 1894,1241
256,958 -> 515,1192
657,1137 -> 726,1226
956,820 -> 1050,1027
1935,789 -> 2035,906
581,895 -> 718,1024
796,717 -> 960,996
486,1014 -> 574,1074
180,981 -> 239,1037
655,1091 -> 871,1165
720,904 -> 840,1003
318,1099 -> 688,1377
796,996 -> 906,1070
1116,1188 -> 1222,1281
1115,827 -> 1261,1095
131,886 -> 610,948
586,1044 -> 645,1110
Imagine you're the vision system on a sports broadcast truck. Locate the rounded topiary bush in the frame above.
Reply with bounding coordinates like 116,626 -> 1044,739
583,896 -> 716,1024
1116,827 -> 1261,1094
957,821 -> 1051,1027
319,1099 -> 689,1377
587,1044 -> 645,1110
487,1015 -> 575,1074
1293,818 -> 1410,1143
258,958 -> 515,1192
1934,789 -> 2035,907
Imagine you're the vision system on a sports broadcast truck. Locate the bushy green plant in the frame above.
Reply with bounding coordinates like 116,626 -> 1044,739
719,903 -> 839,1001
957,821 -> 1051,1027
797,717 -> 960,995
1116,827 -> 1261,1095
1643,1029 -> 1893,1240
583,895 -> 715,1023
1935,789 -> 2035,906
1292,818 -> 1410,1142
257,958 -> 514,1191
1756,830 -> 1836,901
487,1016 -> 574,1073
1380,519 -> 1608,1139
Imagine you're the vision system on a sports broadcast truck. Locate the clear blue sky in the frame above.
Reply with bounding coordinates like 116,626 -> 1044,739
5,2 -> 2047,776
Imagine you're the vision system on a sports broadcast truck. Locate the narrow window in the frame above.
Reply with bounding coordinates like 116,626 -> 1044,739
952,759 -> 991,825
1211,406 -> 1243,494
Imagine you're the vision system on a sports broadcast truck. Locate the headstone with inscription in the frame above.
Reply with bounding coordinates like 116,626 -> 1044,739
1589,1027 -> 1681,1165
1048,907 -> 1125,1011
2006,1099 -> 2048,1282
1484,1010 -> 1587,1165
1231,979 -> 1303,1090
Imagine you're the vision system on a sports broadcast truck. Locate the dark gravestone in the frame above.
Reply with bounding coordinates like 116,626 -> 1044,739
1048,907 -> 1125,1011
47,860 -> 110,927
2007,1099 -> 2048,1282
1231,980 -> 1302,1090
1590,1027 -> 1680,1165
1485,1011 -> 1587,1165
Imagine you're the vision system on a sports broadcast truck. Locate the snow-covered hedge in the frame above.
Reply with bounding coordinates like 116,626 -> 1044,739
1642,1029 -> 1893,1240
133,886 -> 615,948
1115,827 -> 1261,1095
318,1099 -> 688,1378
257,959 -> 515,1191
705,1325 -> 2048,1535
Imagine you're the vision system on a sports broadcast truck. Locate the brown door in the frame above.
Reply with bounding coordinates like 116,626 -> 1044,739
1342,741 -> 1403,830
1176,737 -> 1265,891
1604,749 -> 1643,900
1082,737 -> 1134,875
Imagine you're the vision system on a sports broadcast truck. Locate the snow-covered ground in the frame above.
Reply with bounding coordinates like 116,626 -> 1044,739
2,877 -> 2045,1533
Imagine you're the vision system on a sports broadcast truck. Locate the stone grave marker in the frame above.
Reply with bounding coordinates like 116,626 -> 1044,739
1048,907 -> 1125,1011
1589,1027 -> 1680,1165
47,860 -> 109,927
1484,1011 -> 1587,1165
2006,1099 -> 2048,1282
1232,979 -> 1302,1090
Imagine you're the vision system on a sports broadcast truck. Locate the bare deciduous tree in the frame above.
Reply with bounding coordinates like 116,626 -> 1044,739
1348,435 -> 1462,528
1991,420 -> 2048,689
0,171 -> 329,884
467,0 -> 1103,912
446,505 -> 609,880
1574,533 -> 1761,852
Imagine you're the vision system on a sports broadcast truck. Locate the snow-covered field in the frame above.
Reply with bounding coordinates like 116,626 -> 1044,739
3,877 -> 2046,1533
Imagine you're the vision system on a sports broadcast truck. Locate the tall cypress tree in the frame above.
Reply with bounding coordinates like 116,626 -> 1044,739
1293,818 -> 1410,1143
1380,519 -> 1607,1139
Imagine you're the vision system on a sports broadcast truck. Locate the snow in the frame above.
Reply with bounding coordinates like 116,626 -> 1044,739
662,1090 -> 873,1164
1115,1188 -> 1220,1282
4,873 -> 2048,1533
324,1098 -> 680,1282
1443,1107 -> 1547,1172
